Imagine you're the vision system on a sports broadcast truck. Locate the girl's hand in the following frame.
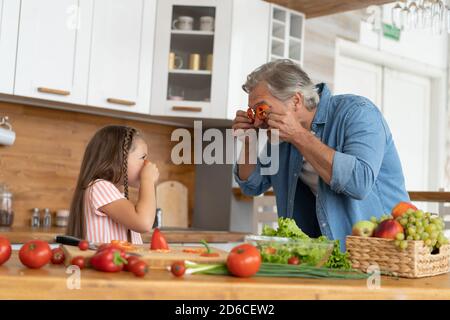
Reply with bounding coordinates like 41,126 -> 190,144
141,160 -> 159,184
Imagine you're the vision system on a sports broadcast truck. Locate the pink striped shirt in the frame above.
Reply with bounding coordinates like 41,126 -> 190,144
84,179 -> 143,244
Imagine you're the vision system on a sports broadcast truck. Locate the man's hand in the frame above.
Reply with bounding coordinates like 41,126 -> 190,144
266,110 -> 307,143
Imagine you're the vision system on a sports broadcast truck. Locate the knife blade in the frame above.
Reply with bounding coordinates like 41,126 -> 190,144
55,235 -> 142,256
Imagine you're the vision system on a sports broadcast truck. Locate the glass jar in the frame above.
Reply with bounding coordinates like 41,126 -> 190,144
0,184 -> 14,227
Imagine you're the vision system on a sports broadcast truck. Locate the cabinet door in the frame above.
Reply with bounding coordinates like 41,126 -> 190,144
151,0 -> 232,119
0,0 -> 20,94
14,0 -> 92,104
87,0 -> 156,114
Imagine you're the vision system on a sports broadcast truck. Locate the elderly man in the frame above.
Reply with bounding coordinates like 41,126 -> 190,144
233,59 -> 410,249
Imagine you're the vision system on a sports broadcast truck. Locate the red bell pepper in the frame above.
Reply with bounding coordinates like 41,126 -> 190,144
90,249 -> 127,272
150,228 -> 169,250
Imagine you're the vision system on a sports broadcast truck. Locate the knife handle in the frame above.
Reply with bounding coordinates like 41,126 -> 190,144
55,235 -> 82,247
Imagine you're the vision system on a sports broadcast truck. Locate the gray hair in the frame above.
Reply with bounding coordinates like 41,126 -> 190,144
242,59 -> 319,111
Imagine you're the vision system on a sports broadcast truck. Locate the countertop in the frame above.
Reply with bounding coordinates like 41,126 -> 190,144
0,226 -> 247,244
1,252 -> 450,299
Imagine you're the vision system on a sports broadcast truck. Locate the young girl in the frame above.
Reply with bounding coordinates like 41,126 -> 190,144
67,125 -> 159,244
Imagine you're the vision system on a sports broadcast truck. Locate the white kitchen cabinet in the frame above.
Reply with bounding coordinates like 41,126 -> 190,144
0,0 -> 20,94
87,0 -> 156,114
14,0 -> 93,104
268,4 -> 305,66
151,0 -> 270,120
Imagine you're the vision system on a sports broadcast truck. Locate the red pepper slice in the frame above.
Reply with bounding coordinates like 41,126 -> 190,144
150,228 -> 170,250
255,104 -> 270,121
247,107 -> 255,123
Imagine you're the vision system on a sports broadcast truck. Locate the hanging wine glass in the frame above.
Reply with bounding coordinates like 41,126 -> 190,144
392,2 -> 404,28
408,1 -> 419,28
401,2 -> 411,30
423,0 -> 433,28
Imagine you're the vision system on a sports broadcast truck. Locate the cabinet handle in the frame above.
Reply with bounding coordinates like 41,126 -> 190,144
172,106 -> 202,112
106,98 -> 136,106
37,87 -> 70,96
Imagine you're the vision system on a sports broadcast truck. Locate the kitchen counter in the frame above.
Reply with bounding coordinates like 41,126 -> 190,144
1,252 -> 450,299
0,227 -> 247,244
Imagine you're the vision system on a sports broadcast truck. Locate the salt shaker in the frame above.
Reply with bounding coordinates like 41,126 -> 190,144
31,208 -> 40,228
43,208 -> 52,228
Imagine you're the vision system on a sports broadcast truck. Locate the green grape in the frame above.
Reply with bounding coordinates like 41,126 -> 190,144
396,233 -> 405,241
414,234 -> 421,241
414,210 -> 424,218
430,231 -> 439,240
399,240 -> 408,250
421,232 -> 430,240
425,224 -> 436,233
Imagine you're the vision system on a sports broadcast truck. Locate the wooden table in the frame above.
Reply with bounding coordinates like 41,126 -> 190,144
1,252 -> 450,300
0,227 -> 247,244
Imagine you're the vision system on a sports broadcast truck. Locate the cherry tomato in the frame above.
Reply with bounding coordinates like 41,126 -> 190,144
288,256 -> 300,265
78,240 -> 89,251
226,244 -> 261,278
170,261 -> 186,277
123,255 -> 141,272
71,256 -> 85,269
51,247 -> 65,265
19,240 -> 52,269
0,236 -> 12,266
130,260 -> 148,277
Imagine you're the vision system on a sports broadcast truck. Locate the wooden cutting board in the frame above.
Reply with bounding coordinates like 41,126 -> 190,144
61,244 -> 228,270
156,181 -> 188,228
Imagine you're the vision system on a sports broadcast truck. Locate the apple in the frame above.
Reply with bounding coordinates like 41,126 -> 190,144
373,219 -> 404,239
392,202 -> 417,219
352,220 -> 377,237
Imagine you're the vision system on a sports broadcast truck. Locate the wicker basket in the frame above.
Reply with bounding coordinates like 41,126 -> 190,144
346,236 -> 450,278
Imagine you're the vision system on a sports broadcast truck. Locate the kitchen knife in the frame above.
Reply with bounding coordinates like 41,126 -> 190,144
55,235 -> 142,256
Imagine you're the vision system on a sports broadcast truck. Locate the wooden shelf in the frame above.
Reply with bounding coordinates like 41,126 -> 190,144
264,0 -> 396,18
169,69 -> 212,75
171,30 -> 214,36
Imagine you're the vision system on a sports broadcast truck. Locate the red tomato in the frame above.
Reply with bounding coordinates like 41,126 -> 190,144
170,261 -> 186,277
51,247 -> 65,265
226,244 -> 261,278
71,256 -> 85,269
19,240 -> 52,269
288,256 -> 300,265
130,260 -> 148,277
0,236 -> 12,266
123,255 -> 141,272
78,240 -> 89,251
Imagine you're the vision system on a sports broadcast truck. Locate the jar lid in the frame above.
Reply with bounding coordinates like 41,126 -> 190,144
0,184 -> 12,198
56,209 -> 70,217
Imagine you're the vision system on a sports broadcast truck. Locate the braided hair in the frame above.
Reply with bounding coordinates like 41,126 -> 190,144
122,127 -> 137,200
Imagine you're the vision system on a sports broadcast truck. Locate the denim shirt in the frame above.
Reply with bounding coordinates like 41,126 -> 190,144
234,83 -> 410,251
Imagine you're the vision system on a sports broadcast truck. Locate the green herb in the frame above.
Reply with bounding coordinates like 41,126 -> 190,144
186,261 -> 369,280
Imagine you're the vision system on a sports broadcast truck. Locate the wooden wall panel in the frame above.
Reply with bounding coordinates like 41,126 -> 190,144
0,102 -> 195,227
265,0 -> 394,18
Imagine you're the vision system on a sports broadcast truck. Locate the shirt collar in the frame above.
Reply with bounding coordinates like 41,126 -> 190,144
311,83 -> 331,125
